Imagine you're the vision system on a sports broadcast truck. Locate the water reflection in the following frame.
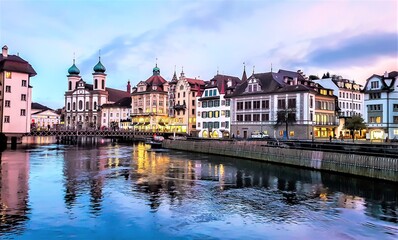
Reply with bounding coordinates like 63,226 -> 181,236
0,151 -> 30,232
0,141 -> 397,239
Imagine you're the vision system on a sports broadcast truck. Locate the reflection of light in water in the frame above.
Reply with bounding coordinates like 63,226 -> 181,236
219,164 -> 225,190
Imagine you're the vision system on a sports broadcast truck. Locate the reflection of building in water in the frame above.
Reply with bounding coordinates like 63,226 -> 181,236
63,146 -> 112,213
336,194 -> 366,210
133,143 -> 198,209
0,151 -> 30,230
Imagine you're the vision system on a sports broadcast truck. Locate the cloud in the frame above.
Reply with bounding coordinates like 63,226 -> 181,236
288,31 -> 398,69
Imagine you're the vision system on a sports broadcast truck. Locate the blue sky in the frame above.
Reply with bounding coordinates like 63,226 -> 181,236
1,0 -> 397,109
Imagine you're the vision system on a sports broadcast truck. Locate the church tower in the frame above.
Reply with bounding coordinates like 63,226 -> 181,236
92,56 -> 107,91
67,59 -> 80,91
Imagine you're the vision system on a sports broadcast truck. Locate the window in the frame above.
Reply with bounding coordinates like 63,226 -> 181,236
5,72 -> 11,79
394,104 -> 398,112
394,116 -> 398,123
67,103 -> 70,111
203,101 -> 207,108
226,110 -> 230,117
262,100 -> 269,109
214,100 -> 220,107
288,98 -> 296,109
69,81 -> 72,90
110,113 -> 113,117
253,101 -> 260,109
208,101 -> 214,107
21,94 -> 26,101
261,113 -> 269,121
4,116 -> 10,123
79,100 -> 83,110
205,90 -> 208,97
20,109 -> 26,116
94,79 -> 98,89
237,102 -> 243,110
86,101 -> 89,110
213,89 -> 217,96
22,80 -> 27,87
5,86 -> 11,92
5,100 -> 10,107
202,112 -> 207,118
73,102 -> 76,110
371,81 -> 379,89
101,79 -> 105,89
244,114 -> 251,122
310,96 -> 314,108
244,101 -> 252,109
226,99 -> 230,106
253,114 -> 260,121
103,113 -> 106,117
237,114 -> 243,122
214,111 -> 219,118
278,99 -> 286,109
192,109 -> 195,115
183,92 -> 185,97
192,100 -> 195,106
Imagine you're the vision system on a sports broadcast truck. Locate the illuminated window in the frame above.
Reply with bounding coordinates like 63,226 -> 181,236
289,131 -> 294,136
375,116 -> 381,123
5,72 -> 11,79
279,130 -> 284,136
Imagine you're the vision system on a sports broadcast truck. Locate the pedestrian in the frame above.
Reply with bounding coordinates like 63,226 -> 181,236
329,135 -> 332,142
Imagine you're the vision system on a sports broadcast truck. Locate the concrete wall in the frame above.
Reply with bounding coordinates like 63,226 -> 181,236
163,140 -> 398,182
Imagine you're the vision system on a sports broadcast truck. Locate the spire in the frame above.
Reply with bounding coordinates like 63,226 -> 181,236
252,65 -> 255,75
180,66 -> 185,78
152,58 -> 160,75
93,50 -> 106,73
242,62 -> 247,82
127,80 -> 131,93
217,66 -> 219,75
172,65 -> 178,82
271,62 -> 273,72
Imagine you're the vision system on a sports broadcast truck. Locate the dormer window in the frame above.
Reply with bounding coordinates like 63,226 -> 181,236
371,81 -> 379,89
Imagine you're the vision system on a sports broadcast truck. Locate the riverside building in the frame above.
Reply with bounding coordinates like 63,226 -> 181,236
0,45 -> 36,144
363,71 -> 398,141
64,57 -> 130,130
229,69 -> 338,140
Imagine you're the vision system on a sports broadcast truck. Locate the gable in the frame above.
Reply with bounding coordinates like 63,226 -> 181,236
365,76 -> 383,91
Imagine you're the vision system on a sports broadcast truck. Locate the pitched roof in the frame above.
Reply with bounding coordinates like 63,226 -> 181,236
0,54 -> 37,76
32,102 -> 52,110
84,83 -> 131,102
199,74 -> 241,97
101,97 -> 131,108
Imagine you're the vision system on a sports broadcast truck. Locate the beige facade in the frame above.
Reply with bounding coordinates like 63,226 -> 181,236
131,65 -> 170,132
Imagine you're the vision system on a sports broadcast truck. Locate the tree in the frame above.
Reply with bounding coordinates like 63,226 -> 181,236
344,115 -> 366,142
309,75 -> 320,80
275,109 -> 296,140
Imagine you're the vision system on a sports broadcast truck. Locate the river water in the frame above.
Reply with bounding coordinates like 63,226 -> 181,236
0,140 -> 397,239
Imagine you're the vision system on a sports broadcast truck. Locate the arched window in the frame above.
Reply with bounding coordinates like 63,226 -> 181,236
94,101 -> 97,110
69,81 -> 72,90
73,102 -> 76,110
67,102 -> 70,111
102,79 -> 104,89
94,79 -> 98,89
79,100 -> 83,110
86,101 -> 89,110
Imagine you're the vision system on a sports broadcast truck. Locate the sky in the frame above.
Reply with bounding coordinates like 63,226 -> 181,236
0,0 -> 397,109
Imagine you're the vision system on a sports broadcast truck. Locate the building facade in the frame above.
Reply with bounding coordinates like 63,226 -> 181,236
313,76 -> 364,138
131,65 -> 170,132
100,97 -> 131,130
363,71 -> 398,141
230,69 -> 338,140
0,45 -> 36,142
196,74 -> 241,138
64,58 -> 130,130
31,103 -> 61,130
171,70 -> 205,136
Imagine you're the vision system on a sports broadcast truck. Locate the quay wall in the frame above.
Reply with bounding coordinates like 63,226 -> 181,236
162,140 -> 398,182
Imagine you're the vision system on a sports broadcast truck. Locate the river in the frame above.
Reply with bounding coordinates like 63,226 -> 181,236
0,140 -> 397,239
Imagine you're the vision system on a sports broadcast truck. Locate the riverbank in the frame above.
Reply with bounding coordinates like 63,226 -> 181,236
162,140 -> 398,182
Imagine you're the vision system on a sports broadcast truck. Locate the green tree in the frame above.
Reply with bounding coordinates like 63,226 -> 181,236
344,115 -> 366,142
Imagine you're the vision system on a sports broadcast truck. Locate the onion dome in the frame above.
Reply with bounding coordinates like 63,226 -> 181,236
153,63 -> 160,75
68,60 -> 80,75
93,58 -> 106,73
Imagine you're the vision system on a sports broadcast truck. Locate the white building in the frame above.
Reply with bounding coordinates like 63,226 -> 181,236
31,103 -> 61,130
0,45 -> 36,143
100,97 -> 131,130
64,57 -> 130,130
196,74 -> 241,138
363,71 -> 398,141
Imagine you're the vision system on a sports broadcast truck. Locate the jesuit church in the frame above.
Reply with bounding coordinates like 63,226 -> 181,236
64,57 -> 130,130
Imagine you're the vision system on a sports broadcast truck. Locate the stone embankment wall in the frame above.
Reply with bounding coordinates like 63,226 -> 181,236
163,140 -> 398,182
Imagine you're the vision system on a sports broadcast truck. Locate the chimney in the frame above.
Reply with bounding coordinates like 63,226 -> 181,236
127,81 -> 131,93
384,71 -> 388,78
2,45 -> 8,57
